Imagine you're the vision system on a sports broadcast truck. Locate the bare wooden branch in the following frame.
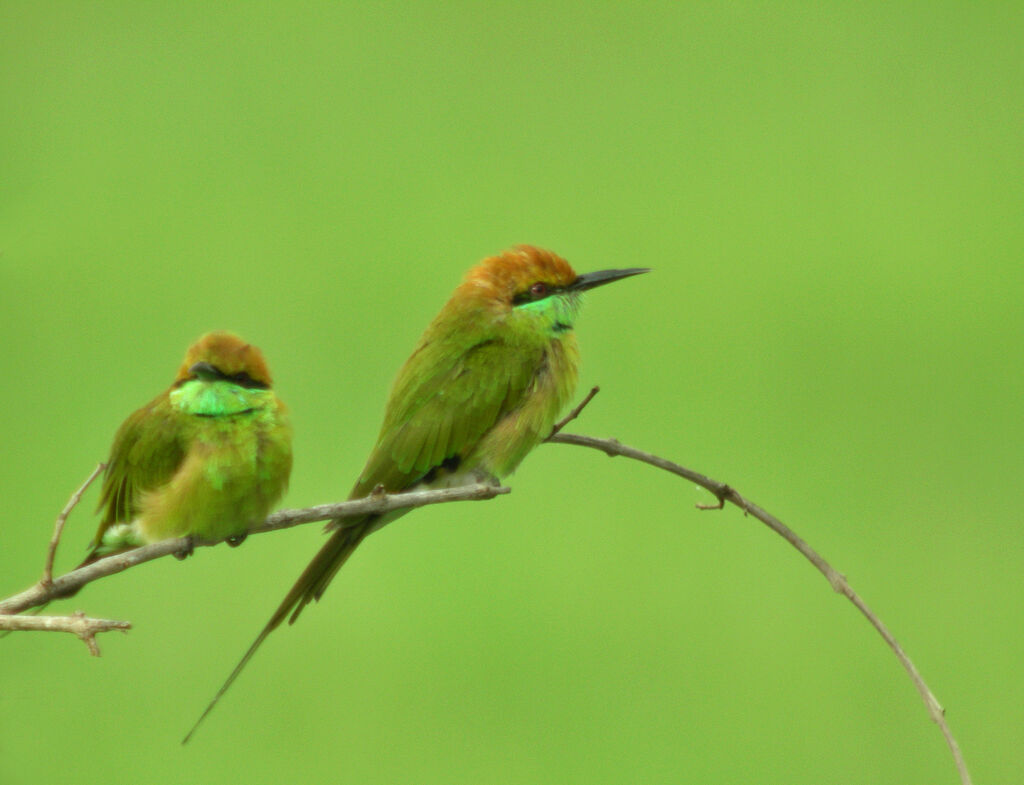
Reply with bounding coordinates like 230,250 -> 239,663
42,463 -> 105,587
0,611 -> 130,655
0,483 -> 509,616
2,403 -> 971,784
256,483 -> 508,533
547,431 -> 971,785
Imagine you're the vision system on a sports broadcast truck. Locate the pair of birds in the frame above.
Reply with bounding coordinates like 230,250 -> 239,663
83,246 -> 647,740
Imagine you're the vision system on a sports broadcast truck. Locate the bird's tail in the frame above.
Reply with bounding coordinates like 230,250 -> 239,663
75,543 -> 122,570
181,516 -> 374,744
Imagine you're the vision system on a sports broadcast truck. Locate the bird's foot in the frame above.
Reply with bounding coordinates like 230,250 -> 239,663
474,468 -> 501,487
226,533 -> 248,548
174,536 -> 195,560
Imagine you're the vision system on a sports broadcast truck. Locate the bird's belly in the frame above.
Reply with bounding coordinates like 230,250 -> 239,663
138,430 -> 288,542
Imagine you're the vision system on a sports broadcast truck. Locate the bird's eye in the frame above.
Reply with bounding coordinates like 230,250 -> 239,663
529,282 -> 548,300
229,371 -> 269,389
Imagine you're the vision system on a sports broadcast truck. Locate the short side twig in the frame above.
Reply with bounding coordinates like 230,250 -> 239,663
0,611 -> 130,656
43,463 -> 105,587
547,385 -> 600,438
547,430 -> 971,785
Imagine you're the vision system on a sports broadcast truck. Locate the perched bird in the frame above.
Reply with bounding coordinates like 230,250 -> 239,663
84,331 -> 292,563
184,246 -> 647,741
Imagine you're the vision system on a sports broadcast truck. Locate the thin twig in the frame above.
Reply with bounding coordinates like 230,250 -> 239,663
547,385 -> 600,438
0,611 -> 130,656
0,483 -> 509,616
43,463 -> 105,587
547,431 -> 971,785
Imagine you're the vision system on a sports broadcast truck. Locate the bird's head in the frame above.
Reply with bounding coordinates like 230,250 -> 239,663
457,245 -> 649,334
175,331 -> 273,389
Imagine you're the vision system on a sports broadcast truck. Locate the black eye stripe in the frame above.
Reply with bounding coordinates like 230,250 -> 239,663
512,281 -> 563,306
188,366 -> 269,389
225,371 -> 269,389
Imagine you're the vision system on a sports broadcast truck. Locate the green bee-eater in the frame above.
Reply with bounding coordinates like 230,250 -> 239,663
84,331 -> 292,562
185,247 -> 647,740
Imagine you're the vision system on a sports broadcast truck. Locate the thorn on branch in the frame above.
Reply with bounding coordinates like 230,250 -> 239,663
695,492 -> 726,511
696,484 -> 749,514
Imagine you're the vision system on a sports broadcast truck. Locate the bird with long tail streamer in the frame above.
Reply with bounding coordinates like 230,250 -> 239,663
183,247 -> 648,742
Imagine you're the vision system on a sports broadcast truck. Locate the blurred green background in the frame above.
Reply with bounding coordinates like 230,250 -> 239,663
2,2 -> 1021,783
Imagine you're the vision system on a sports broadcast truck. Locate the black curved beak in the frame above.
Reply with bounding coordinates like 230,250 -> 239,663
569,267 -> 651,292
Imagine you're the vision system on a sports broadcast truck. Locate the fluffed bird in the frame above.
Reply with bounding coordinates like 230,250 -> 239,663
84,331 -> 292,563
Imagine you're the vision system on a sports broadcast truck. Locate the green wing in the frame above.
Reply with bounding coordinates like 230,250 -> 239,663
92,393 -> 187,546
351,332 -> 542,498
182,321 -> 547,737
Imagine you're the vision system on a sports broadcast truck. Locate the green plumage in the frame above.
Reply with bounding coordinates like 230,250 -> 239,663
88,333 -> 292,558
283,292 -> 582,619
354,299 -> 579,495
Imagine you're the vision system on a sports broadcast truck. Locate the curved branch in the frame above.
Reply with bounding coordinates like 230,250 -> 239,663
0,483 -> 509,616
2,389 -> 971,784
547,431 -> 971,785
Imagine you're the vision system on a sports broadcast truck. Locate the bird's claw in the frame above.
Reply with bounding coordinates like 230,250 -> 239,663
174,536 -> 195,560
